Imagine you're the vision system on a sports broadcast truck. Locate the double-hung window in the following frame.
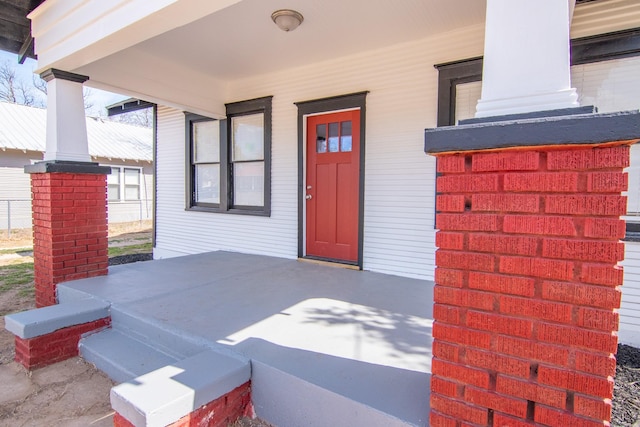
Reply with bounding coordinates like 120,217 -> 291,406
186,96 -> 272,215
107,166 -> 142,202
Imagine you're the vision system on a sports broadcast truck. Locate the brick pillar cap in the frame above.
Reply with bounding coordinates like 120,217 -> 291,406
25,160 -> 112,175
425,110 -> 640,154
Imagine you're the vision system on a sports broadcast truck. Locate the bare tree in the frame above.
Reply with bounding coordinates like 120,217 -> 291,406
109,108 -> 153,128
0,61 -> 41,106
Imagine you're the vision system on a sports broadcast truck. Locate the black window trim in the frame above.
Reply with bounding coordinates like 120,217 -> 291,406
185,95 -> 273,216
185,112 -> 223,211
434,27 -> 640,236
226,96 -> 273,216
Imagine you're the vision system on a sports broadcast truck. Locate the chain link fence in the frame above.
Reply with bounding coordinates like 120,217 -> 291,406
0,199 -> 153,236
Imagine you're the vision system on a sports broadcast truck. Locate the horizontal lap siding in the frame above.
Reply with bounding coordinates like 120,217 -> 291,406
0,166 -> 33,229
155,25 -> 486,278
621,242 -> 640,345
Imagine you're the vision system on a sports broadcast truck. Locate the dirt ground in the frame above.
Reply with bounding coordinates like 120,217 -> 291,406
0,223 -> 270,427
0,223 -> 150,427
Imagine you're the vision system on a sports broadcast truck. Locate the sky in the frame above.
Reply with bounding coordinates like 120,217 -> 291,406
0,49 -> 127,117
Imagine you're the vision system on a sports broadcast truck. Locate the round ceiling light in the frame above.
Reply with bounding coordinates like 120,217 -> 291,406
271,9 -> 304,32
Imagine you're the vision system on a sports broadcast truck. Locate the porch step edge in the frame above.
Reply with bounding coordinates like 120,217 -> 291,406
110,304 -> 247,362
111,349 -> 251,427
80,329 -> 179,383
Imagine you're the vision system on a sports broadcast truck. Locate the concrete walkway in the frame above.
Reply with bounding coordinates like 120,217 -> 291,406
60,251 -> 434,426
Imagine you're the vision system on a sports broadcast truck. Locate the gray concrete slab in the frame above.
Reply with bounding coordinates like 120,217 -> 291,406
60,251 -> 434,426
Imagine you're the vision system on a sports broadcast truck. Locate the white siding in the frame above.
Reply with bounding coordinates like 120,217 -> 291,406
100,160 -> 154,224
154,25 -> 486,278
621,242 -> 640,346
0,156 -> 34,229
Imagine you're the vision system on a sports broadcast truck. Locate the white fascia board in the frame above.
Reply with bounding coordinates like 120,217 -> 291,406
30,0 -> 243,74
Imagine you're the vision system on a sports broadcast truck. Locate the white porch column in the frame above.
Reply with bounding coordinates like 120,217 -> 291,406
40,69 -> 90,162
475,0 -> 579,118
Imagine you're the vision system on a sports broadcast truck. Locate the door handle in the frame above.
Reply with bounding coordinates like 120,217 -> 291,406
305,194 -> 312,200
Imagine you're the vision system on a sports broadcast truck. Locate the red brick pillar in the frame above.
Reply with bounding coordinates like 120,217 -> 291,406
27,162 -> 111,307
431,144 -> 629,427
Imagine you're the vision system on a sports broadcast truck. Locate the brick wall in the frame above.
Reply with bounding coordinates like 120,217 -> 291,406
431,145 -> 628,427
113,381 -> 252,427
14,317 -> 111,369
30,172 -> 108,307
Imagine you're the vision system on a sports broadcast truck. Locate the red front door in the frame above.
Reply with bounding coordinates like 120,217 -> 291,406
305,110 -> 360,263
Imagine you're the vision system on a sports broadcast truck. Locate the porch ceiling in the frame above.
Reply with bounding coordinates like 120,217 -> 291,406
68,0 -> 486,116
131,0 -> 487,81
32,0 -> 639,117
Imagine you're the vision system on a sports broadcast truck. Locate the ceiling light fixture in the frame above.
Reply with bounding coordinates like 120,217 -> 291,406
271,9 -> 304,32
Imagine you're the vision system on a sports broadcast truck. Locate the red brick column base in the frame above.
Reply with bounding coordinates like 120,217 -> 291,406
30,171 -> 109,307
113,382 -> 253,427
431,145 -> 628,427
14,317 -> 111,369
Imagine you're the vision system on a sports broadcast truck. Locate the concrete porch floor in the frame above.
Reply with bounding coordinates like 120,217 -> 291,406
59,251 -> 433,426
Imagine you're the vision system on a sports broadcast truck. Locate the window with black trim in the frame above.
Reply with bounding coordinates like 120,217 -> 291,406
186,96 -> 272,215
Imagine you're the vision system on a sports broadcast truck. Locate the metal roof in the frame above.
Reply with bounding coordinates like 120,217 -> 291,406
0,101 -> 152,162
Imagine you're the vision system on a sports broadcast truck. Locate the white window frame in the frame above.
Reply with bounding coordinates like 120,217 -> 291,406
106,165 -> 143,202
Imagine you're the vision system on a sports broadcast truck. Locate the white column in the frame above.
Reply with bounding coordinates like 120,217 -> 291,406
40,69 -> 91,162
475,0 -> 579,118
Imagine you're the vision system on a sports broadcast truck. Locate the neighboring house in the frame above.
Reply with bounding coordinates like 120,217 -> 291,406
12,1 -> 640,348
0,101 -> 153,229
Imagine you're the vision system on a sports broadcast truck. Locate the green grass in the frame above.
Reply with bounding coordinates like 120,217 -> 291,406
0,247 -> 32,255
0,262 -> 34,292
108,242 -> 152,257
0,241 -> 151,305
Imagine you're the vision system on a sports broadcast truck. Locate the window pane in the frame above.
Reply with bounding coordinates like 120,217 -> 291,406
454,81 -> 482,124
328,122 -> 339,152
194,121 -> 219,163
125,185 -> 140,200
107,167 -> 120,185
232,113 -> 264,161
195,164 -> 220,204
108,184 -> 120,201
234,162 -> 264,207
124,168 -> 140,185
316,124 -> 327,153
340,121 -> 352,152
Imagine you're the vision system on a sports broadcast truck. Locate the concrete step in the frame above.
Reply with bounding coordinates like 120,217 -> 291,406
80,329 -> 179,383
110,308 -> 206,360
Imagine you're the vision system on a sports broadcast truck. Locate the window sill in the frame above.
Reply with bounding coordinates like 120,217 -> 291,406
186,206 -> 270,217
